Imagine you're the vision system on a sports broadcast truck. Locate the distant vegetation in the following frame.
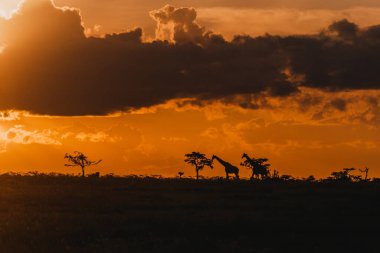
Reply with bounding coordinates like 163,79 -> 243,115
6,150 -> 373,182
0,170 -> 376,182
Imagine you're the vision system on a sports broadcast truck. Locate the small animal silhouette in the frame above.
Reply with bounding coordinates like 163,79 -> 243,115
212,155 -> 239,180
88,172 -> 100,178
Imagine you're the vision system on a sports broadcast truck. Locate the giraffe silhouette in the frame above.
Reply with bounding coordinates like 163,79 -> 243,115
212,155 -> 239,180
241,153 -> 269,180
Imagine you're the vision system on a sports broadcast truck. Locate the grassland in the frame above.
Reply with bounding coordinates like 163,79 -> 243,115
0,174 -> 379,253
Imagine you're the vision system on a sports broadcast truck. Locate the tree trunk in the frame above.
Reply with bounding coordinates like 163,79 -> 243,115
196,169 -> 199,180
81,166 -> 85,177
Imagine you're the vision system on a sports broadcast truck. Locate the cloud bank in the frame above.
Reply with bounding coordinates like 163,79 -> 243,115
0,0 -> 380,116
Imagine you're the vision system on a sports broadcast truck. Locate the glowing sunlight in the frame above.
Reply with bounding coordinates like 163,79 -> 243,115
0,0 -> 21,19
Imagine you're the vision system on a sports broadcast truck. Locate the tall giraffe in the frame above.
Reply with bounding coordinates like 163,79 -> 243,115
212,155 -> 239,180
241,153 -> 269,180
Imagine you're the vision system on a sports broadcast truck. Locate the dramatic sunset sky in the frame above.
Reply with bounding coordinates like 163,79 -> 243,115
0,0 -> 380,178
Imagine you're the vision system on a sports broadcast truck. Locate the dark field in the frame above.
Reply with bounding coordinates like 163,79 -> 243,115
0,175 -> 379,253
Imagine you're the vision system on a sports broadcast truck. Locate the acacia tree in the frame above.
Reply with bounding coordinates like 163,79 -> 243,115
330,168 -> 358,182
184,152 -> 213,180
241,156 -> 270,180
64,151 -> 102,177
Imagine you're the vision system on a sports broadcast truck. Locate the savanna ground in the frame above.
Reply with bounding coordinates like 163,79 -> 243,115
0,174 -> 379,253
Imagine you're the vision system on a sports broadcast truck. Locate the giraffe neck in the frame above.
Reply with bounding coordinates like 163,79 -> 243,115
244,154 -> 253,162
214,156 -> 228,167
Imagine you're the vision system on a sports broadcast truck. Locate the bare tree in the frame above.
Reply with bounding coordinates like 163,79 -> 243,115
184,152 -> 213,180
64,151 -> 102,177
359,167 -> 370,181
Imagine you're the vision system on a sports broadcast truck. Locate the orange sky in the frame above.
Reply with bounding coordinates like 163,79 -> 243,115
0,0 -> 380,179
4,1 -> 380,38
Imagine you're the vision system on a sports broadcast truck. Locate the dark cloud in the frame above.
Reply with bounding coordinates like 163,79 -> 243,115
282,19 -> 380,92
328,19 -> 358,40
0,0 -> 380,115
104,28 -> 143,43
330,98 -> 348,111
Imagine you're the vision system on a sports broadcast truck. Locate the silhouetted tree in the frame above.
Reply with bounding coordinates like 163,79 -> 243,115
359,167 -> 369,181
241,153 -> 270,180
64,151 -> 102,177
184,152 -> 213,180
305,175 -> 316,182
330,168 -> 357,182
178,172 -> 184,178
271,169 -> 280,179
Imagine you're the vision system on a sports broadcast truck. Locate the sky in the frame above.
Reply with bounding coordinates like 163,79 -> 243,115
0,0 -> 380,178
